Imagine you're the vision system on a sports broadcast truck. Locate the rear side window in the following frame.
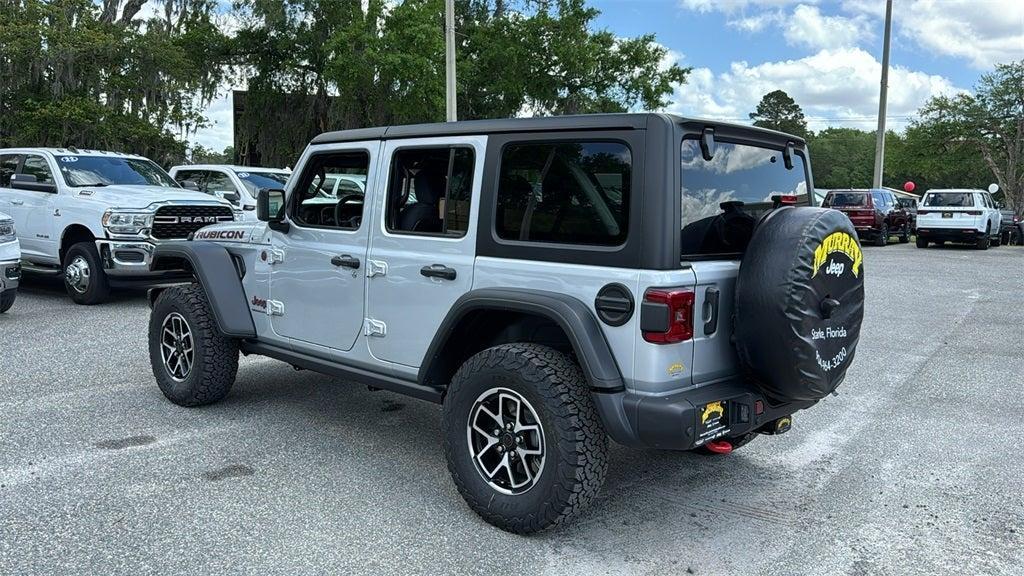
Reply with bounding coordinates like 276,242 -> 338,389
386,147 -> 474,237
496,141 -> 631,245
0,154 -> 21,187
824,192 -> 868,207
923,192 -> 974,207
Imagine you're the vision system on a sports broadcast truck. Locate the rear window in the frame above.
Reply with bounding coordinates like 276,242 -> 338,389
496,141 -> 631,246
681,139 -> 809,257
824,192 -> 869,208
923,192 -> 974,207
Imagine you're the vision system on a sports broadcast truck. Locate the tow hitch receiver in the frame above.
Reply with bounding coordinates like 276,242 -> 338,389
703,440 -> 733,454
760,416 -> 793,435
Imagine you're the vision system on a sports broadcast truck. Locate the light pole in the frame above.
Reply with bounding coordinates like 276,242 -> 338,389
445,0 -> 457,122
872,0 -> 893,188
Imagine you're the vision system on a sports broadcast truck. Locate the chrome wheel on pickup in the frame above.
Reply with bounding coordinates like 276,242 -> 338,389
62,242 -> 110,305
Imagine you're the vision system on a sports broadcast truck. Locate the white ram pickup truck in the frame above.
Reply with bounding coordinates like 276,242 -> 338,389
0,148 -> 237,304
0,211 -> 19,313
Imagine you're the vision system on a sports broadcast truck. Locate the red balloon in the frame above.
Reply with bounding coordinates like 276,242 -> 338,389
903,181 -> 916,193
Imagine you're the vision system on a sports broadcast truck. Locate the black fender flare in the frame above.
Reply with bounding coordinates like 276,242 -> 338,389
418,288 -> 625,392
150,241 -> 256,338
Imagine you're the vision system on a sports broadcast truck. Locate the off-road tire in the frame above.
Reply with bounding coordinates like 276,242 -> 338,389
992,232 -> 1001,247
63,242 -> 110,305
149,284 -> 238,407
0,290 -> 15,313
915,236 -> 928,249
442,343 -> 609,534
874,224 -> 888,247
899,224 -> 910,243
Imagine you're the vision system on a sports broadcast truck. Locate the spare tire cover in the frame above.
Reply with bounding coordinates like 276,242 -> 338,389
735,207 -> 865,402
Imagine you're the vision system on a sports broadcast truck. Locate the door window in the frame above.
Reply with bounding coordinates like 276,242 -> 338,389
22,155 -> 55,184
497,141 -> 631,245
0,154 -> 21,187
205,172 -> 240,204
385,147 -> 474,236
290,151 -> 369,230
175,170 -> 207,191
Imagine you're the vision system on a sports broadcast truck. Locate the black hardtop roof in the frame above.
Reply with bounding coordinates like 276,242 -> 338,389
310,113 -> 806,145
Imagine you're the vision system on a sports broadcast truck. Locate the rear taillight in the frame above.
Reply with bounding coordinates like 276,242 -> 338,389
641,288 -> 694,344
966,210 -> 983,215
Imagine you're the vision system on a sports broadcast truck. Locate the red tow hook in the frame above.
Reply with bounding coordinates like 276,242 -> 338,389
704,440 -> 733,454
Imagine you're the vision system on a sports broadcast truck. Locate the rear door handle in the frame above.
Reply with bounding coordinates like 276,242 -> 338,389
703,286 -> 720,336
10,199 -> 24,205
420,264 -> 457,281
330,254 -> 360,269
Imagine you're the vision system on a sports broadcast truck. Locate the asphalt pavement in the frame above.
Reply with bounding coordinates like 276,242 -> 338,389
1,242 -> 1021,575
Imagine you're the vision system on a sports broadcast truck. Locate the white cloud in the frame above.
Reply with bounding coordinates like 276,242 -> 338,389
784,5 -> 868,50
666,47 -> 965,131
886,0 -> 1024,69
680,0 -> 1024,68
190,92 -> 234,152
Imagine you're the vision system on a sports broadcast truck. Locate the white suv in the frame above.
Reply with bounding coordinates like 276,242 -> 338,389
0,148 -> 237,304
916,188 -> 1003,249
169,165 -> 291,221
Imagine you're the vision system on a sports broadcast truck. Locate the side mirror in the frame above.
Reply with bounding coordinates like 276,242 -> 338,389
257,188 -> 288,231
10,173 -> 57,193
223,193 -> 240,204
180,180 -> 202,191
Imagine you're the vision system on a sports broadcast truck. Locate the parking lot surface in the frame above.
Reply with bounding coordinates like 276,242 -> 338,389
1,243 -> 1021,575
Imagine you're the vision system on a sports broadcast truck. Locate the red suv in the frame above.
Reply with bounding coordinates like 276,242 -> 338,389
823,189 -> 911,246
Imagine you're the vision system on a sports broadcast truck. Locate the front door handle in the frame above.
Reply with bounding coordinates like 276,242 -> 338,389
420,264 -> 457,281
330,254 -> 360,269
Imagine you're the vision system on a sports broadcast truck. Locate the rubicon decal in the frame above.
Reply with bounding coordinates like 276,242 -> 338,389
812,232 -> 862,278
194,229 -> 246,241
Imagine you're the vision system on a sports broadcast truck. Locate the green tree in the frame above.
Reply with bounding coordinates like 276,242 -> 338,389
912,61 -> 1024,214
807,128 -> 875,189
232,0 -> 690,166
0,0 -> 229,164
749,90 -> 810,139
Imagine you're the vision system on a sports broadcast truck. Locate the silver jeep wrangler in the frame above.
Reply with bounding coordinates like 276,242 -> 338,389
146,114 -> 865,533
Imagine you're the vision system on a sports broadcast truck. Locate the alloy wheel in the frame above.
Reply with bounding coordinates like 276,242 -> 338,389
466,387 -> 546,495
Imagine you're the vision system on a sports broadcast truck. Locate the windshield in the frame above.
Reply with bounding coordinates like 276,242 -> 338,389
681,139 -> 809,257
234,170 -> 290,194
824,192 -> 869,207
57,155 -> 178,188
923,192 -> 974,207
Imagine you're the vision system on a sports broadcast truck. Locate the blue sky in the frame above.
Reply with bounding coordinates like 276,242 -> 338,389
190,0 -> 1024,151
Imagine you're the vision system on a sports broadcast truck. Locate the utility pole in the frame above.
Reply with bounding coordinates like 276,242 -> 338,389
445,0 -> 457,122
872,0 -> 893,188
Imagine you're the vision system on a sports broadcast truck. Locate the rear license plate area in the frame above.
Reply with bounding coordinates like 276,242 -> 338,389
942,212 -> 953,218
696,400 -> 730,445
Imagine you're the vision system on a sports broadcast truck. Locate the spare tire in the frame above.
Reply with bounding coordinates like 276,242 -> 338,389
735,207 -> 865,402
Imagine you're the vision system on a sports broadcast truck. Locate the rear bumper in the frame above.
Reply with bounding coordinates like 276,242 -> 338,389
593,378 -> 816,450
0,259 -> 20,292
916,227 -> 985,242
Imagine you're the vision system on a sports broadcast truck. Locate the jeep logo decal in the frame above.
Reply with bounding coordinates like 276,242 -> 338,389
812,232 -> 862,278
251,295 -> 267,310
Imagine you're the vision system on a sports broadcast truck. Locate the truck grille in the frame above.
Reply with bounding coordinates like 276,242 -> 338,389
151,205 -> 234,240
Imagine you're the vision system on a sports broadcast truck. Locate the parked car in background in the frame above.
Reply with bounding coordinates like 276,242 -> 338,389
0,148 -> 238,304
897,196 -> 918,233
915,189 -> 1002,249
998,207 -> 1018,245
822,188 -> 911,246
169,165 -> 291,221
0,211 -> 20,313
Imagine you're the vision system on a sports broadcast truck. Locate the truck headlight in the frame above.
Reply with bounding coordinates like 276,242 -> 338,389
0,218 -> 14,243
102,211 -> 154,235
